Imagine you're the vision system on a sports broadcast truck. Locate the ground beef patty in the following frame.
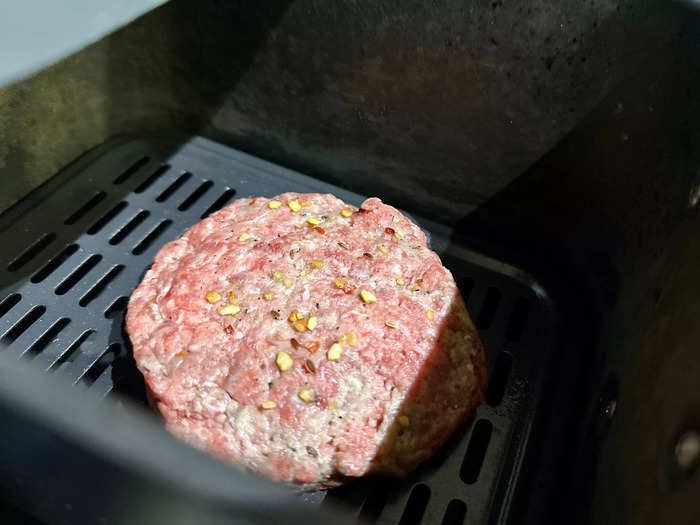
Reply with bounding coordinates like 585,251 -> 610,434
126,193 -> 487,489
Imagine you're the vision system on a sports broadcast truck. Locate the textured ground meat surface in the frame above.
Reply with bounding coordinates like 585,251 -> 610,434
126,193 -> 487,489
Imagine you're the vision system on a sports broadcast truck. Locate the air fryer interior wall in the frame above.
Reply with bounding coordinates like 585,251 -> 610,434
1,1 -> 700,524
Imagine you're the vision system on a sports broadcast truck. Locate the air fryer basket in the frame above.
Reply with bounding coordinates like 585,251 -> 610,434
0,137 -> 581,524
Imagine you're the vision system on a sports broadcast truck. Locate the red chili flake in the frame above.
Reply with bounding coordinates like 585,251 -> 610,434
303,359 -> 317,374
249,198 -> 257,206
314,226 -> 325,235
343,284 -> 357,295
223,325 -> 234,335
385,227 -> 395,235
290,338 -> 300,349
303,341 -> 320,354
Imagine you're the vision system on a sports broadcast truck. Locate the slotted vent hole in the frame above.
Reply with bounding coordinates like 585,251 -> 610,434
55,254 -> 102,295
358,481 -> 390,523
460,420 -> 493,484
178,180 -> 213,211
112,156 -> 150,185
476,287 -> 502,329
1,306 -> 46,345
155,172 -> 191,202
64,192 -> 107,225
109,211 -> 150,245
87,201 -> 128,235
459,277 -> 474,303
83,343 -> 121,385
399,484 -> 431,525
51,330 -> 94,369
31,244 -> 79,283
201,188 -> 236,219
442,500 -> 467,525
80,265 -> 125,307
132,220 -> 172,255
7,232 -> 56,272
485,352 -> 513,406
105,296 -> 128,319
506,297 -> 529,341
25,318 -> 71,359
0,294 -> 22,319
134,164 -> 170,193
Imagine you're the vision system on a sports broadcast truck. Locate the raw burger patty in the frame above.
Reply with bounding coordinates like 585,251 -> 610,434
126,193 -> 487,489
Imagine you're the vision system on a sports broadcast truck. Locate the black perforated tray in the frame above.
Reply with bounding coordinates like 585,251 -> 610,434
0,136 -> 560,525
